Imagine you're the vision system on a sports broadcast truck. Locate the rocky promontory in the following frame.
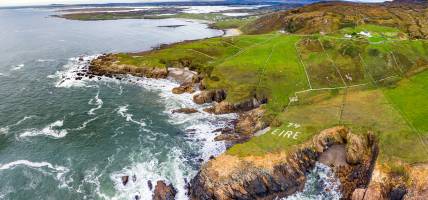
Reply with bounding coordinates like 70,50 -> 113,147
190,127 -> 378,199
89,54 -> 168,79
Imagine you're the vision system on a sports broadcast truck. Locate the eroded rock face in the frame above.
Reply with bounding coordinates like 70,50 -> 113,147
203,101 -> 235,114
205,97 -> 268,115
403,164 -> 428,199
346,133 -> 368,165
193,90 -> 226,105
153,180 -> 177,200
235,107 -> 267,136
352,184 -> 386,200
172,83 -> 195,94
214,107 -> 267,144
190,126 -> 378,200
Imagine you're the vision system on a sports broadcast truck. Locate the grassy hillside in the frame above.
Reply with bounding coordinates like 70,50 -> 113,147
243,1 -> 428,39
103,22 -> 428,165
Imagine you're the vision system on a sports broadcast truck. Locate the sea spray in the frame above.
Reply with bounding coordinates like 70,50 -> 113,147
285,162 -> 342,200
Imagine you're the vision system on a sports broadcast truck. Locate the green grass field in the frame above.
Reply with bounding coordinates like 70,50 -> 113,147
384,70 -> 428,133
108,24 -> 428,164
116,34 -> 308,115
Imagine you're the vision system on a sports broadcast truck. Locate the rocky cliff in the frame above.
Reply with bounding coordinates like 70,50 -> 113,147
190,127 -> 378,200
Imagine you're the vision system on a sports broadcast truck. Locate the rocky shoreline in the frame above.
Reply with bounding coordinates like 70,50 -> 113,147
85,54 -> 426,200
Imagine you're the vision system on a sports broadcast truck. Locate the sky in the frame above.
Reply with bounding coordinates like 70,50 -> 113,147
0,0 -> 393,7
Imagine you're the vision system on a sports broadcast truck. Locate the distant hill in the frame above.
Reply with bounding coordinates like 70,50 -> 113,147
243,0 -> 428,39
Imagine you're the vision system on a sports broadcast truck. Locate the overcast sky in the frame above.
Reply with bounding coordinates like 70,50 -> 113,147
0,0 -> 393,7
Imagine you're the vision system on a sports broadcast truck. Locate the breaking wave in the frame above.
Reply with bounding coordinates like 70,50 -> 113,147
54,55 -> 238,199
116,105 -> 146,127
0,160 -> 71,188
19,120 -> 68,139
10,64 -> 24,71
0,115 -> 35,135
51,55 -> 100,88
109,148 -> 189,200
72,116 -> 99,131
285,162 -> 342,200
88,91 -> 103,115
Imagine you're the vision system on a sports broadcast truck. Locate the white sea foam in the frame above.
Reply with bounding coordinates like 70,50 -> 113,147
19,120 -> 68,139
88,91 -> 103,115
285,162 -> 342,200
116,105 -> 146,127
0,115 -> 35,135
52,55 -> 100,88
72,116 -> 99,131
0,160 -> 70,187
10,64 -> 24,71
37,59 -> 55,62
110,148 -> 189,200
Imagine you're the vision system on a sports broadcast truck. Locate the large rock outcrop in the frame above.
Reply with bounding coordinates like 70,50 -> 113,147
351,162 -> 428,200
190,126 -> 378,200
214,107 -> 268,144
204,97 -> 268,115
153,180 -> 177,200
193,90 -> 226,105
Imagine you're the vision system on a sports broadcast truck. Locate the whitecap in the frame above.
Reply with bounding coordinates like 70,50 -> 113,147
0,115 -> 35,135
72,116 -> 99,131
0,160 -> 70,188
10,64 -> 24,71
88,91 -> 103,115
37,59 -> 55,62
116,105 -> 146,127
19,120 -> 68,139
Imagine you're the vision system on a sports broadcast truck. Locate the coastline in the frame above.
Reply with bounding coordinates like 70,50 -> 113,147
78,53 -> 359,199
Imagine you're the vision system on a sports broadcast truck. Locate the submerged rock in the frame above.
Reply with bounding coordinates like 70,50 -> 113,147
153,180 -> 177,200
172,108 -> 198,114
148,180 -> 153,191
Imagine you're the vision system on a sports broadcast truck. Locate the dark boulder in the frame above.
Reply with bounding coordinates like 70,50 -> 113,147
148,180 -> 153,191
121,176 -> 129,186
153,180 -> 177,200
